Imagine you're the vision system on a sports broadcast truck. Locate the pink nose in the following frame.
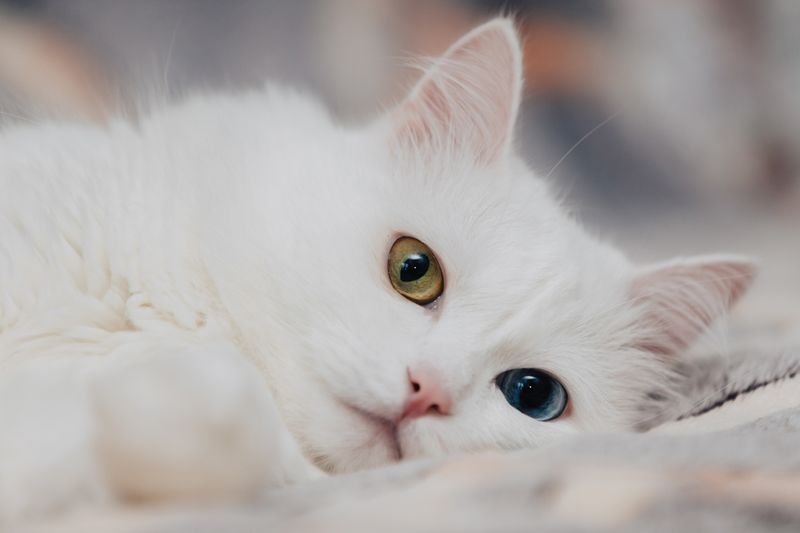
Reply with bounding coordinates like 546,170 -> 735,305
400,366 -> 453,421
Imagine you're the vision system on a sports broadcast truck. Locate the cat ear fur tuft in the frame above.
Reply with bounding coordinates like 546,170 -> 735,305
392,18 -> 523,164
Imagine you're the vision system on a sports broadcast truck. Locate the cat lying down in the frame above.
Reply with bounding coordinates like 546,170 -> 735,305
0,17 -> 758,524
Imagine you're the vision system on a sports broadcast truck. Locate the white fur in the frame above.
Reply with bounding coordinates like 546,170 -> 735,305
0,19 -> 753,523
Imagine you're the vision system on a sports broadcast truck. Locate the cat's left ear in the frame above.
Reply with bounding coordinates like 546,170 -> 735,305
629,256 -> 756,357
392,18 -> 523,164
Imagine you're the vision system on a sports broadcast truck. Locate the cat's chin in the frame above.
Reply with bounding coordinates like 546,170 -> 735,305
327,402 -> 403,472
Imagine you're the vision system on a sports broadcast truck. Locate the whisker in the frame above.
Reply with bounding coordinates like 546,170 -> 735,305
544,111 -> 620,181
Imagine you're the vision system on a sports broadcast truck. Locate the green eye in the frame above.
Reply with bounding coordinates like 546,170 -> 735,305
388,237 -> 444,305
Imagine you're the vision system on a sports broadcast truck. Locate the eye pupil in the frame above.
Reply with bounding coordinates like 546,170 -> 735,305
496,369 -> 568,422
516,374 -> 552,412
399,253 -> 430,282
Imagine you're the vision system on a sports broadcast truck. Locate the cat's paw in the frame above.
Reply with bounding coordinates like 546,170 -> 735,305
0,359 -> 112,525
92,341 -> 317,503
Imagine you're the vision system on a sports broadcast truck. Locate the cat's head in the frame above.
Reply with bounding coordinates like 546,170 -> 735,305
210,18 -> 754,473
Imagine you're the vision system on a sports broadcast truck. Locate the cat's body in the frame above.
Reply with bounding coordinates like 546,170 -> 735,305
0,19 -> 755,523
0,93 -> 323,516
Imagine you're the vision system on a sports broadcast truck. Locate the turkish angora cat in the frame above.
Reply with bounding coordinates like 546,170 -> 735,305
0,18 -> 753,522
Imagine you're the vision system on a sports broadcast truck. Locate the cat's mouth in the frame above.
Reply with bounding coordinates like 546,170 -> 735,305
341,402 -> 403,463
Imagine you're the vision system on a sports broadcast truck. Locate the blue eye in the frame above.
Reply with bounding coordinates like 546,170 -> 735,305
495,369 -> 568,421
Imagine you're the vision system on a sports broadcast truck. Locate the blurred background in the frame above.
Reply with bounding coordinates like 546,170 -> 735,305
0,0 -> 797,333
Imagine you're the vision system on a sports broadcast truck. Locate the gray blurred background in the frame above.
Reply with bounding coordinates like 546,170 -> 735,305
0,0 -> 797,331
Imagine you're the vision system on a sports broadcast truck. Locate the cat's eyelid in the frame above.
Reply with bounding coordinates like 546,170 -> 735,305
422,295 -> 444,314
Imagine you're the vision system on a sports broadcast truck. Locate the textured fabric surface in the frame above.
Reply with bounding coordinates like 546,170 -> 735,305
637,344 -> 800,429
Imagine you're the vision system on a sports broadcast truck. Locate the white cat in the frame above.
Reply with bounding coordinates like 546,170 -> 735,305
0,18 -> 753,523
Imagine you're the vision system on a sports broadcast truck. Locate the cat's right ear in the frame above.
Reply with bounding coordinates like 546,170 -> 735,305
629,256 -> 756,357
391,18 -> 523,165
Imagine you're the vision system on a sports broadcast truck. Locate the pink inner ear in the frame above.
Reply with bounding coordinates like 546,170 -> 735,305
393,19 -> 522,165
630,259 -> 755,356
402,77 -> 457,153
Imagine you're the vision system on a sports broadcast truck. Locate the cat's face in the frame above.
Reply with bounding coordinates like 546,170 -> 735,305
281,161 -> 650,472
214,19 -> 754,473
